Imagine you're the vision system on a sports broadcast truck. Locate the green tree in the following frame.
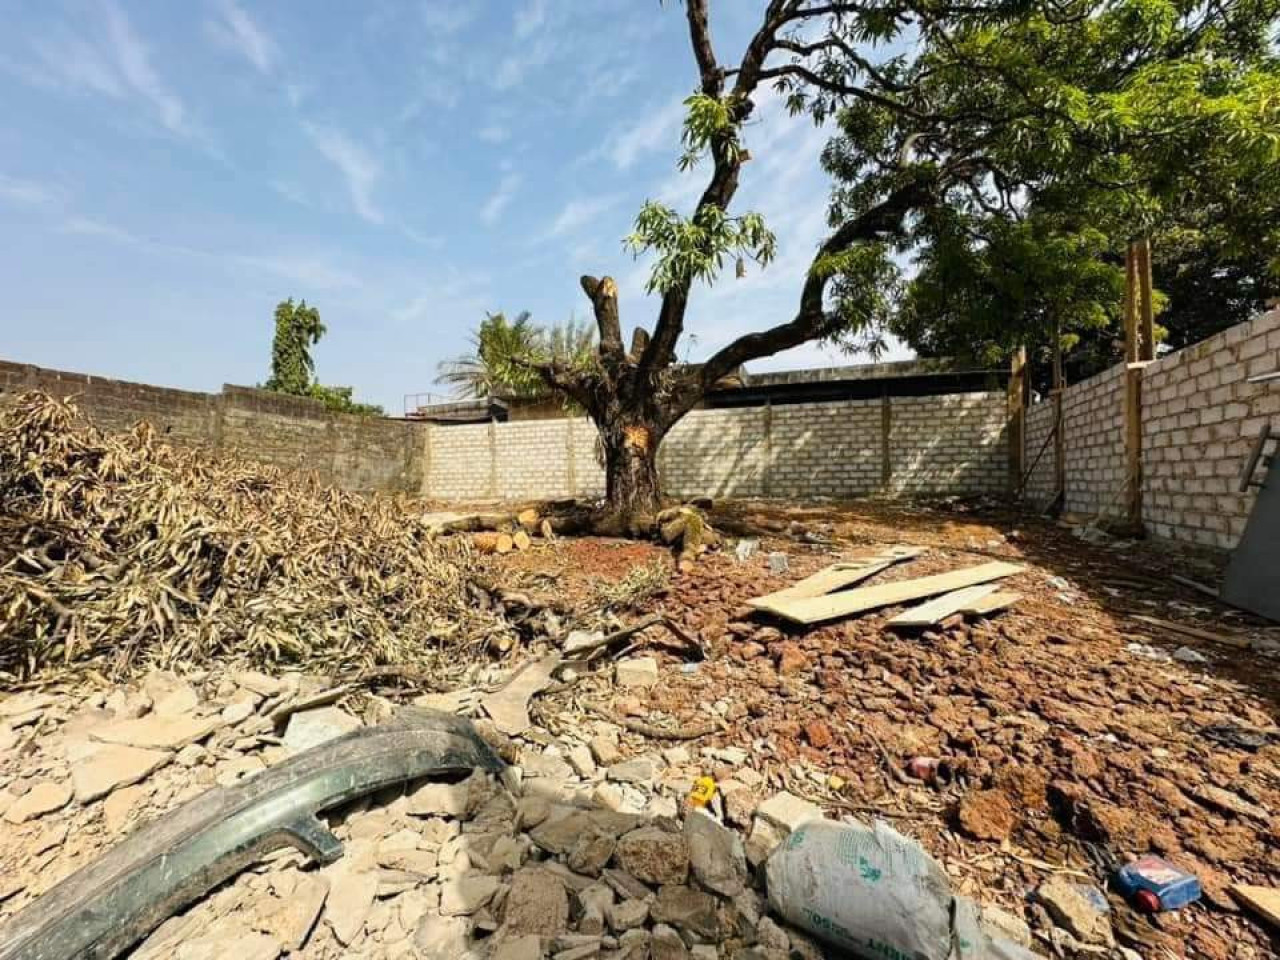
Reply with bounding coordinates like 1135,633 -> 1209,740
435,312 -> 597,403
263,299 -> 383,415
516,0 -> 1279,533
266,298 -> 325,395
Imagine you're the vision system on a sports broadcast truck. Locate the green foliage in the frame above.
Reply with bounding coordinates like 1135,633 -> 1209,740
814,0 -> 1280,374
678,93 -> 744,171
263,298 -> 383,415
435,312 -> 597,404
306,384 -> 384,416
266,298 -> 324,395
626,201 -> 776,294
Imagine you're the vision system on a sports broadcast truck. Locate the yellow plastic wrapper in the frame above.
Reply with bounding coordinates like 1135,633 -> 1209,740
688,776 -> 717,808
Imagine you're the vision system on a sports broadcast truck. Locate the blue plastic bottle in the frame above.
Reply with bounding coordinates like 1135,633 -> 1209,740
1115,856 -> 1201,912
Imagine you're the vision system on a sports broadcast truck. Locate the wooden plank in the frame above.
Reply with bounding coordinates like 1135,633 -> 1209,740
1231,885 -> 1280,931
1130,614 -> 1250,649
747,545 -> 924,608
888,584 -> 1001,628
961,590 -> 1021,616
755,561 -> 1025,625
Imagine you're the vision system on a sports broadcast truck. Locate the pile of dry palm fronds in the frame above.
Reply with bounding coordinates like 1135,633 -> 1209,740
0,392 -> 510,680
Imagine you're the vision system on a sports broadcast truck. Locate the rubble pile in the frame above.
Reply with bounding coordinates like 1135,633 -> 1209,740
0,393 -> 508,679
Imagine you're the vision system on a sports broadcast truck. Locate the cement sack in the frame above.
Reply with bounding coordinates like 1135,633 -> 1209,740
765,818 -> 1043,960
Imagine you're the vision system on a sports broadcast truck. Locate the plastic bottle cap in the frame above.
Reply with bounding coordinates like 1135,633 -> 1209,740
1134,889 -> 1161,913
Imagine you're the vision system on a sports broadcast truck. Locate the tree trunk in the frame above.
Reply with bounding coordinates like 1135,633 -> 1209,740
597,418 -> 665,537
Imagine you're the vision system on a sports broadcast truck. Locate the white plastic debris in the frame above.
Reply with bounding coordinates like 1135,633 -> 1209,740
765,818 -> 1044,960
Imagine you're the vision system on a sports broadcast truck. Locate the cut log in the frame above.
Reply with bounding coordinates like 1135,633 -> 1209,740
495,533 -> 515,555
512,530 -> 532,551
472,532 -> 501,554
540,519 -> 555,540
747,545 -> 925,609
755,561 -> 1024,625
888,584 -> 1002,628
517,508 -> 541,533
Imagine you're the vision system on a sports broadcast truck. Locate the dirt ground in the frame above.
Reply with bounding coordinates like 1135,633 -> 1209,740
484,497 -> 1280,959
1,496 -> 1277,959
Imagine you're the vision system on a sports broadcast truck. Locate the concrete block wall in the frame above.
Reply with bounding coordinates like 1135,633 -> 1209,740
425,423 -> 493,499
0,360 -> 422,493
1142,309 -> 1280,548
661,407 -> 771,498
889,393 -> 1008,495
1023,399 -> 1057,504
1060,364 -> 1128,518
1019,307 -> 1279,550
769,400 -> 883,497
420,393 -> 1010,501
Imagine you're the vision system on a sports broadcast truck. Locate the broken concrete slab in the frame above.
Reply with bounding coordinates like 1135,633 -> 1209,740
615,657 -> 659,688
607,758 -> 657,785
282,706 -> 361,754
70,743 -> 171,802
92,713 -> 220,751
1036,876 -> 1114,946
2,780 -> 73,824
615,826 -> 690,886
102,783 -> 148,834
406,780 -> 471,818
684,810 -> 748,897
324,868 -> 378,945
440,873 -> 502,916
259,874 -> 328,952
754,791 -> 821,834
649,885 -> 720,938
503,867 -> 570,938
481,654 -> 562,736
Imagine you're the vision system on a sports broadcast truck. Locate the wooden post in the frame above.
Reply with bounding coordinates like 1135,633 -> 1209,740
1052,328 -> 1066,510
1122,243 -> 1148,533
1008,347 -> 1027,494
1124,242 -> 1139,364
1136,236 -> 1155,362
1125,365 -> 1144,531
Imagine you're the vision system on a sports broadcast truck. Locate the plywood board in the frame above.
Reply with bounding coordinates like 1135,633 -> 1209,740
747,545 -> 924,609
1231,885 -> 1280,930
961,591 -> 1021,616
754,561 -> 1024,625
887,584 -> 1001,628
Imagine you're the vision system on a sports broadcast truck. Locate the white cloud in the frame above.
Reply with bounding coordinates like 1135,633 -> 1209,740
420,2 -> 477,35
303,122 -> 384,224
102,2 -> 190,137
547,194 -> 622,238
0,174 -> 63,208
232,253 -> 361,291
26,3 -> 198,141
514,0 -> 548,39
481,173 -> 522,224
271,180 -> 310,207
493,35 -> 556,91
610,97 -> 684,170
477,123 -> 510,144
206,1 -> 278,75
60,216 -> 143,244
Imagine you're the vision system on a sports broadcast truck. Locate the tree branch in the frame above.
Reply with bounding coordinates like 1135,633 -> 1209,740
698,174 -> 942,391
580,275 -> 624,367
639,0 -> 793,378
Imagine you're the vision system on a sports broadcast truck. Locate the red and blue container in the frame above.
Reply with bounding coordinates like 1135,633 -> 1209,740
1115,856 -> 1201,912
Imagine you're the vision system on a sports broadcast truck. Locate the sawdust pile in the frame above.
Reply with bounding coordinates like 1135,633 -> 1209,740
0,392 -> 506,680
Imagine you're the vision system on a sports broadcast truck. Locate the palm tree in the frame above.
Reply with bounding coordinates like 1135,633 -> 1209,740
436,312 -> 596,401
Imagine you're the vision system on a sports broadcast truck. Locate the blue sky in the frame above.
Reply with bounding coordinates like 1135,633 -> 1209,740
0,0 -> 907,415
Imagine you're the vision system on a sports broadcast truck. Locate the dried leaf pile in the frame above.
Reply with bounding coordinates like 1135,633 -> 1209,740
0,393 -> 508,680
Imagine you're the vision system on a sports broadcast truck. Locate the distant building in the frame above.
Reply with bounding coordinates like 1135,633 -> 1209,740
407,357 -> 1005,424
